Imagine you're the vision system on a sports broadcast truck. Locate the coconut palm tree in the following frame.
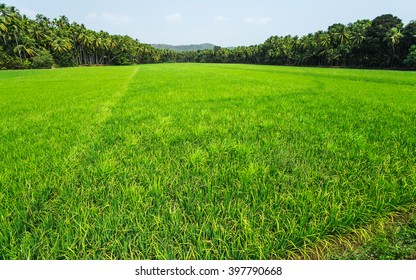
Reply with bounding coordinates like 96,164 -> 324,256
14,35 -> 37,59
386,27 -> 403,66
318,33 -> 331,65
0,17 -> 8,45
51,37 -> 73,54
9,14 -> 23,60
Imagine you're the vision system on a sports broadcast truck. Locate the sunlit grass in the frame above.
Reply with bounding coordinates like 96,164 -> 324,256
0,64 -> 415,259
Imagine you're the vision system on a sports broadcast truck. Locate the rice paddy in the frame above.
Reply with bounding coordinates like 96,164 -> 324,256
0,64 -> 415,259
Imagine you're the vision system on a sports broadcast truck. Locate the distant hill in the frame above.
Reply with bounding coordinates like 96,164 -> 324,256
152,43 -> 216,52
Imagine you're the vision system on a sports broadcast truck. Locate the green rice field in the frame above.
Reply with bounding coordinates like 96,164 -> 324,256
0,64 -> 415,259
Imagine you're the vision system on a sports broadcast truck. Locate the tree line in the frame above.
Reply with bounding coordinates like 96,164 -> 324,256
175,14 -> 416,68
0,4 -> 169,69
1,4 -> 416,69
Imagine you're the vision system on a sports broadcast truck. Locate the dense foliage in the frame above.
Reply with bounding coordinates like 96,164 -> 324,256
0,4 -> 165,69
1,4 -> 416,69
152,43 -> 217,52
178,15 -> 416,68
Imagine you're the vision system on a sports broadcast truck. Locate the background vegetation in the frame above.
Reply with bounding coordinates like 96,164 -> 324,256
1,3 -> 416,69
151,43 -> 217,52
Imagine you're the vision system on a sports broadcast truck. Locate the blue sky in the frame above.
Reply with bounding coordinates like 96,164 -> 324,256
4,0 -> 416,46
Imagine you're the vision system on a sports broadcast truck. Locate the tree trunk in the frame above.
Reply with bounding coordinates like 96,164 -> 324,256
14,32 -> 22,61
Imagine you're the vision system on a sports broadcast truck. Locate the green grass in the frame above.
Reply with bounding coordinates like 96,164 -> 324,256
319,210 -> 416,260
351,212 -> 416,260
0,64 -> 415,259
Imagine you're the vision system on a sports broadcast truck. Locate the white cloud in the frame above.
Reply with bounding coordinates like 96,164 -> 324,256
260,17 -> 272,24
164,13 -> 182,22
214,16 -> 228,23
244,17 -> 272,25
86,12 -> 97,19
101,12 -> 133,26
244,17 -> 256,23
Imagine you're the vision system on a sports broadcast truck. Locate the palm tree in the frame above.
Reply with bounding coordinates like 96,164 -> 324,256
9,14 -> 23,60
51,37 -> 73,54
14,35 -> 37,59
327,48 -> 341,66
78,30 -> 95,64
54,15 -> 70,29
318,33 -> 331,65
386,27 -> 403,66
0,3 -> 6,16
351,29 -> 366,47
0,18 -> 8,45
334,27 -> 352,65
334,28 -> 350,46
29,19 -> 51,46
